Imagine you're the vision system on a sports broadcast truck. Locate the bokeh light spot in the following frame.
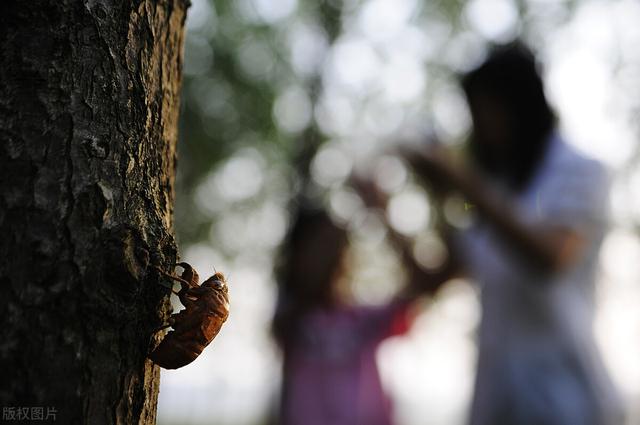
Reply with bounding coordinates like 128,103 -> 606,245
388,188 -> 430,235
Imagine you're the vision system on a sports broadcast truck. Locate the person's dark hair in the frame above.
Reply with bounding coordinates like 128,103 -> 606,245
272,207 -> 348,346
462,41 -> 555,191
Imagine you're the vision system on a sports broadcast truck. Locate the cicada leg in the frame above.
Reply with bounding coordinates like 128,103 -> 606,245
154,266 -> 191,285
153,323 -> 172,333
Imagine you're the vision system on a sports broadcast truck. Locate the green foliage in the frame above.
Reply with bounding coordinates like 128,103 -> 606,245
173,0 -> 615,252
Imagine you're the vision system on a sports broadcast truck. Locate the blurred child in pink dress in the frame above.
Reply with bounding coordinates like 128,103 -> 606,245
272,208 -> 436,425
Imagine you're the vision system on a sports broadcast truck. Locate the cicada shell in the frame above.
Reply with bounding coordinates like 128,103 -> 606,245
149,262 -> 229,369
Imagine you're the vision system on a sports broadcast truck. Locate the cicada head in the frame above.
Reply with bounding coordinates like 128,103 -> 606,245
203,272 -> 227,291
201,271 -> 230,322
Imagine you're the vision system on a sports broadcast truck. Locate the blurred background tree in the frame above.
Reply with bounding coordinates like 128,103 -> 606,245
160,1 -> 640,424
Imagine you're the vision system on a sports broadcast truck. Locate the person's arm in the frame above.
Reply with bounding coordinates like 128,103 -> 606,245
407,150 -> 584,274
351,176 -> 462,298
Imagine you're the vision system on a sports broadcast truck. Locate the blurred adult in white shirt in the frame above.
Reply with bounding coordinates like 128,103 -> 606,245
403,42 -> 624,425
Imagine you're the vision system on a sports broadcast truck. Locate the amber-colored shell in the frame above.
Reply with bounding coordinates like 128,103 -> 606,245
149,264 -> 229,369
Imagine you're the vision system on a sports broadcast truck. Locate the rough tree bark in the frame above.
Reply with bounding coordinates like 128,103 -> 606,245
0,1 -> 188,423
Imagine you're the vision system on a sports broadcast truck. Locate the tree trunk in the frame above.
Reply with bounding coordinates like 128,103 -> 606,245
0,1 -> 188,423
